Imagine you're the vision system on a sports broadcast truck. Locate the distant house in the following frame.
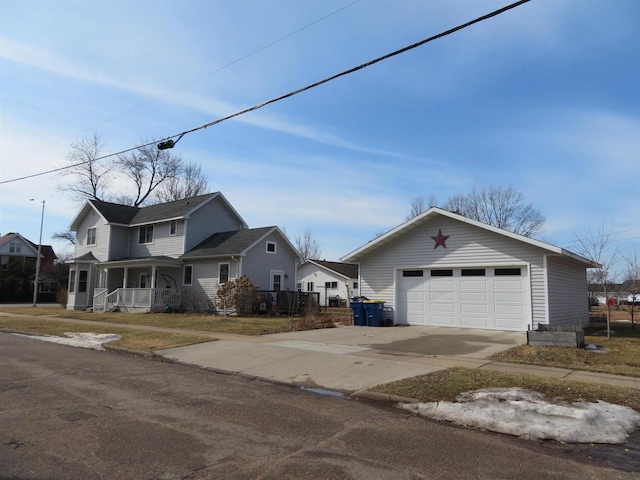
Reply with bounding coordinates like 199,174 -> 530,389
66,192 -> 302,312
297,260 -> 359,306
0,232 -> 58,301
342,207 -> 596,332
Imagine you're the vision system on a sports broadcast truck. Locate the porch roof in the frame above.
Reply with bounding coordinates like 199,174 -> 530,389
95,255 -> 183,268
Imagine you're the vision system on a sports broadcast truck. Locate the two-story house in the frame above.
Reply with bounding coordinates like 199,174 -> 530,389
66,192 -> 301,312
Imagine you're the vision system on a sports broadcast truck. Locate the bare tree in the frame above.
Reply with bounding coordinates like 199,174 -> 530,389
573,223 -> 619,338
295,229 -> 321,261
405,194 -> 438,221
52,231 -> 76,246
153,162 -> 209,204
443,186 -> 544,237
623,246 -> 640,329
113,142 -> 184,207
57,134 -> 112,202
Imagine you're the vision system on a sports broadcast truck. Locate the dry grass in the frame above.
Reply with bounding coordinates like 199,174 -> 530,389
371,367 -> 640,410
490,320 -> 640,377
0,316 -> 212,351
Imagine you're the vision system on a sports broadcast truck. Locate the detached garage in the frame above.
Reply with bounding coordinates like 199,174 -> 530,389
342,208 -> 595,332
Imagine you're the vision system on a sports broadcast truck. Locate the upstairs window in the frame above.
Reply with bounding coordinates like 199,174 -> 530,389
9,242 -> 21,253
219,263 -> 229,284
170,220 -> 177,236
139,225 -> 154,244
87,227 -> 97,246
266,241 -> 277,254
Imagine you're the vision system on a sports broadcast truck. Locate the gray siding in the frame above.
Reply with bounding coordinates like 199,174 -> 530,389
185,197 -> 245,251
129,219 -> 185,258
546,255 -> 589,328
74,209 -> 109,261
109,226 -> 129,260
184,259 -> 239,310
242,232 -> 297,291
358,216 -> 549,327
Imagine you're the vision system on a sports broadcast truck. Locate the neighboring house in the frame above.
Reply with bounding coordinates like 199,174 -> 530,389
66,192 -> 302,312
0,232 -> 58,301
297,260 -> 359,306
341,207 -> 596,332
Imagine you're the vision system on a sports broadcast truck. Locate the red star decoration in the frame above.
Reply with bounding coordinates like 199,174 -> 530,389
431,229 -> 449,249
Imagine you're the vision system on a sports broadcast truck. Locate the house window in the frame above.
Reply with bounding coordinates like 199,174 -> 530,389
140,274 -> 150,288
271,271 -> 284,291
495,268 -> 522,276
297,283 -> 302,292
219,263 -> 229,284
266,241 -> 277,254
353,282 -> 358,289
1,257 -> 8,271
170,220 -> 177,236
139,225 -> 154,244
402,270 -> 424,277
9,242 -> 21,253
69,270 -> 76,292
431,269 -> 453,277
78,270 -> 88,293
87,227 -> 97,246
183,265 -> 193,286
461,268 -> 486,277
325,281 -> 338,289
306,282 -> 314,291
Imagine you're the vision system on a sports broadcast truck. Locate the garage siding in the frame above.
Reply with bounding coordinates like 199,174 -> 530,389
546,255 -> 589,328
358,217 -> 549,328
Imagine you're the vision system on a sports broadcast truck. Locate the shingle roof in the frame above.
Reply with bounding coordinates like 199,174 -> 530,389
311,260 -> 358,279
90,193 -> 219,225
181,227 -> 275,258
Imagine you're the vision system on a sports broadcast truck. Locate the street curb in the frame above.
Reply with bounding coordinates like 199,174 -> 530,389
103,344 -> 156,359
350,389 -> 419,406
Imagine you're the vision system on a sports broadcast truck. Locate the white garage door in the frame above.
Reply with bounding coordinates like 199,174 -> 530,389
397,266 -> 528,331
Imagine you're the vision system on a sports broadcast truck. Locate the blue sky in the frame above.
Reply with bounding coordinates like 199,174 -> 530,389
1,0 -> 638,275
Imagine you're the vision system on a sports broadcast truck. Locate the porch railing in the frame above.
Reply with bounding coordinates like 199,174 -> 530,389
94,288 -> 181,312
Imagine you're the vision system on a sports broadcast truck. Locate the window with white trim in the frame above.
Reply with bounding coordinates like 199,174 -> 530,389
306,282 -> 314,291
69,270 -> 76,292
87,227 -> 97,246
139,225 -> 154,244
219,263 -> 229,284
9,242 -> 21,253
170,220 -> 177,236
266,241 -> 277,254
78,270 -> 88,293
183,265 -> 193,286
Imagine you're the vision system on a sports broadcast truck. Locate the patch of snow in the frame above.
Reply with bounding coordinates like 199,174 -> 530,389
402,387 -> 640,444
14,332 -> 121,351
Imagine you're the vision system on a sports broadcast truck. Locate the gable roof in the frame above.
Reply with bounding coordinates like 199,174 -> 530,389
0,232 -> 57,260
341,207 -> 596,267
69,192 -> 248,230
305,260 -> 358,279
181,227 -> 276,258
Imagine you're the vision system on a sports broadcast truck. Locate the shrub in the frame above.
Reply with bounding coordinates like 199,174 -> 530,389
216,276 -> 258,316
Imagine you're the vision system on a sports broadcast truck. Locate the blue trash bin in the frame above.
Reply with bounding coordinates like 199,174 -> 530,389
350,302 -> 365,326
363,302 -> 384,327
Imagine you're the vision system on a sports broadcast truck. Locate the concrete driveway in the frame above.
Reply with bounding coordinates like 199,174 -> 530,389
156,325 -> 526,393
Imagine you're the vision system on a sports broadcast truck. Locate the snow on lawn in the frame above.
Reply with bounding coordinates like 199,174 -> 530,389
14,332 -> 121,351
402,387 -> 640,444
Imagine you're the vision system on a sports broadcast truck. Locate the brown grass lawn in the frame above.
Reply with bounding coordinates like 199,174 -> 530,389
0,306 -> 319,335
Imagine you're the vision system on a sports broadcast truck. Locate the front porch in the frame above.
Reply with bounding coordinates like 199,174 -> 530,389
93,287 -> 181,313
93,256 -> 184,313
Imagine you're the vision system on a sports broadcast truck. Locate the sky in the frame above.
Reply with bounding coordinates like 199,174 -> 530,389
1,0 -> 638,274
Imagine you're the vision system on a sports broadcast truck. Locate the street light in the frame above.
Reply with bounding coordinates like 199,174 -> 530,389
30,199 -> 45,307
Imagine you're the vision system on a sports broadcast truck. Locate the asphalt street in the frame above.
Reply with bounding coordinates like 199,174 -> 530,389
0,333 -> 637,480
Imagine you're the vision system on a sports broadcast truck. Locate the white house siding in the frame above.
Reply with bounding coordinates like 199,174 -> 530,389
242,232 -> 297,292
129,220 -> 185,259
74,209 -> 110,261
185,198 -> 245,251
66,262 -> 98,310
358,216 -> 549,328
297,263 -> 353,306
545,255 -> 589,328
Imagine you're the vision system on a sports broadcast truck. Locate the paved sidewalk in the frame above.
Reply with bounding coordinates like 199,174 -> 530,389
3,311 -> 639,394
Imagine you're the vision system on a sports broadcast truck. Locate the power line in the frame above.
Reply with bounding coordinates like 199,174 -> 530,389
0,0 -> 531,185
